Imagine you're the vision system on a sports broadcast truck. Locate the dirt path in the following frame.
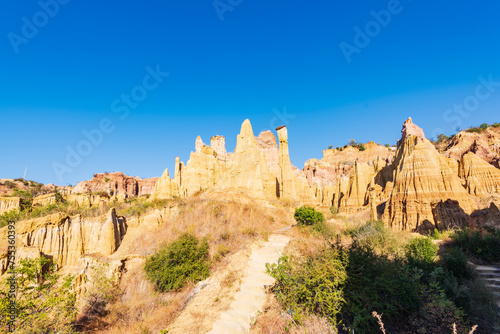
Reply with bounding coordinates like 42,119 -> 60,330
207,234 -> 290,334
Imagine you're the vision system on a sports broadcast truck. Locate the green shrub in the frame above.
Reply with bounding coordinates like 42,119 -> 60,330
329,206 -> 338,215
440,247 -> 474,281
266,248 -> 347,325
405,237 -> 438,273
145,233 -> 210,292
341,243 -> 422,333
0,210 -> 21,228
344,220 -> 402,254
451,229 -> 500,263
294,206 -> 325,226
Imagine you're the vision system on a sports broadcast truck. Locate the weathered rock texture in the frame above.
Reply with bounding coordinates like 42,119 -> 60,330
71,172 -> 158,197
458,152 -> 500,196
303,142 -> 395,205
383,118 -> 474,231
152,120 -> 317,204
0,197 -> 22,214
0,209 -> 127,274
438,125 -> 500,168
32,193 -> 60,207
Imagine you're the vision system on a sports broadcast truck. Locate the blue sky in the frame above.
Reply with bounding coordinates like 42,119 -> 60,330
1,0 -> 499,185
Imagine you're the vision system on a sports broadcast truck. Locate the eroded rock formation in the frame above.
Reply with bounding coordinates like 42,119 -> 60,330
0,197 -> 22,214
0,209 -> 127,274
458,152 -> 500,196
152,120 -> 316,203
72,172 -> 158,197
440,126 -> 500,168
383,118 -> 474,231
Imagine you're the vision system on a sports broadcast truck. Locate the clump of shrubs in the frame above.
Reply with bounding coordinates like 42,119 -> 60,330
145,233 -> 210,292
267,221 -> 498,333
450,228 -> 500,263
294,206 -> 332,237
294,206 -> 325,226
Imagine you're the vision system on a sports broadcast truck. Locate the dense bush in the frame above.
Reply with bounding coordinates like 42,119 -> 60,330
451,228 -> 500,263
341,243 -> 422,333
294,206 -> 325,226
266,248 -> 347,326
405,237 -> 438,274
344,220 -> 403,255
145,233 -> 210,292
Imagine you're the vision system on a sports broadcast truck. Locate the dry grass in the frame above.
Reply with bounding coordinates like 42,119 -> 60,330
81,197 -> 292,333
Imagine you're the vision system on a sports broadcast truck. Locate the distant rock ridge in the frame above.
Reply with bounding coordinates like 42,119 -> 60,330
71,172 -> 158,197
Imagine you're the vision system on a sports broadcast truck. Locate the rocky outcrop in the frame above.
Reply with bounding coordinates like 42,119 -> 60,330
303,142 -> 394,193
211,135 -> 228,161
0,197 -> 22,214
71,172 -> 158,197
221,120 -> 276,199
440,126 -> 500,168
0,209 -> 127,274
338,162 -> 375,213
256,131 -> 280,175
458,152 -> 500,196
32,193 -> 60,207
470,202 -> 500,230
65,193 -> 111,208
383,118 -> 474,231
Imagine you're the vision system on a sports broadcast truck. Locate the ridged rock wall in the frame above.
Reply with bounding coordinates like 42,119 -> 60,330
0,209 -> 127,274
0,197 -> 22,214
383,119 -> 474,231
458,152 -> 500,196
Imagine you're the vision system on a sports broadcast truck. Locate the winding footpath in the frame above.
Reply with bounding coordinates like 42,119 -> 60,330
207,233 -> 290,334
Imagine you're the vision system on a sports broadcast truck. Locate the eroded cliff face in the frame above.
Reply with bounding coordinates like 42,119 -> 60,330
458,152 -> 500,196
0,197 -> 22,214
0,209 -> 127,275
382,119 -> 474,231
72,172 -> 158,197
303,142 -> 395,190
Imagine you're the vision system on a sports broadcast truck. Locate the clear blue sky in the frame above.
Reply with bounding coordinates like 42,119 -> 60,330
1,0 -> 499,185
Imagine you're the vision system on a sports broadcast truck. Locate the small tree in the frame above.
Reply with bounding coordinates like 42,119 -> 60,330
480,123 -> 488,130
0,256 -> 77,333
